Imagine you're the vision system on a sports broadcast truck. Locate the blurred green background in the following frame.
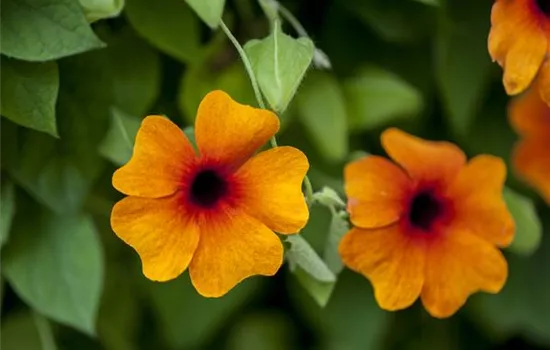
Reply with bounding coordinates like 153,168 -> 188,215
1,0 -> 550,349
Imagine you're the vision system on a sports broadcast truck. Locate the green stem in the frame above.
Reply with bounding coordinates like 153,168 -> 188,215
220,19 -> 313,203
278,4 -> 309,38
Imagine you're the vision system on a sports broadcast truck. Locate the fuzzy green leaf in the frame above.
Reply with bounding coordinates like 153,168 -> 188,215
504,187 -> 542,256
98,108 -> 142,166
185,0 -> 225,28
79,0 -> 125,22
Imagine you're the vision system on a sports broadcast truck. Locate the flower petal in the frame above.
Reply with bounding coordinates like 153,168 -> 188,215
513,137 -> 550,204
537,61 -> 550,107
113,116 -> 197,198
194,90 -> 280,169
509,84 -> 550,138
235,146 -> 309,234
488,0 -> 547,95
111,194 -> 200,282
381,128 -> 466,185
344,156 -> 412,228
189,207 -> 283,297
339,225 -> 426,311
421,231 -> 508,318
446,155 -> 515,247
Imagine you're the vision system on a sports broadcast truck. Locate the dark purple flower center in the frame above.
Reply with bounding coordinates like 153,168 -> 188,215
190,169 -> 227,207
537,0 -> 550,16
409,191 -> 441,231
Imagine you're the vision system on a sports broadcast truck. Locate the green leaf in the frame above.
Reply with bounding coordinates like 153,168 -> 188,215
79,0 -> 125,22
0,0 -> 105,61
0,312 -> 57,350
296,72 -> 348,162
344,66 -> 423,131
108,29 -> 161,116
0,59 -> 59,137
0,180 -> 16,248
285,234 -> 336,283
125,0 -> 201,63
504,187 -> 542,256
435,0 -> 492,136
186,0 -> 225,28
293,266 -> 335,307
2,210 -> 104,335
226,312 -> 294,350
98,108 -> 142,166
245,21 -> 314,112
414,0 -> 439,6
323,211 -> 349,275
149,275 -> 261,348
312,186 -> 346,209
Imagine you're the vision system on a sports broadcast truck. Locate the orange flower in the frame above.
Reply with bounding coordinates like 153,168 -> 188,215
488,0 -> 550,102
110,90 -> 309,297
509,84 -> 550,203
339,129 -> 515,318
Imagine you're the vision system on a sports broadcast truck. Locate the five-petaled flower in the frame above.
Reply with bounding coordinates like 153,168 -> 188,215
111,90 -> 309,297
488,0 -> 550,103
339,128 -> 515,318
509,83 -> 550,204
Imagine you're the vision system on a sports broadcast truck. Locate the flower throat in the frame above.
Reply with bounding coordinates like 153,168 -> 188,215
190,169 -> 227,207
537,0 -> 550,16
409,191 -> 441,231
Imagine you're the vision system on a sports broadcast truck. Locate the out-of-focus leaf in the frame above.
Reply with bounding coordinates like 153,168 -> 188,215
79,0 -> 124,22
108,30 -> 161,116
178,63 -> 256,123
183,126 -> 197,148
0,59 -> 59,137
293,266 -> 335,307
245,21 -> 314,112
226,312 -> 295,350
414,0 -> 439,6
342,0 -> 434,44
286,234 -> 336,283
471,222 -> 550,345
322,270 -> 391,349
0,0 -> 104,61
504,187 -> 542,256
312,186 -> 346,209
149,275 -> 261,349
186,0 -> 225,28
324,212 -> 349,275
99,108 -> 142,166
296,72 -> 348,162
258,0 -> 279,22
0,312 -> 57,350
3,209 -> 104,335
344,66 -> 423,131
125,0 -> 201,63
0,180 -> 16,248
435,0 -> 492,136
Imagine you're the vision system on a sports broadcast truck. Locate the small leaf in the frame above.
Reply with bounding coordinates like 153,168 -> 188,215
186,0 -> 225,28
258,0 -> 280,22
312,48 -> 332,70
296,72 -> 348,162
245,21 -> 314,112
79,0 -> 125,22
125,0 -> 201,63
99,108 -> 142,166
0,0 -> 105,61
323,211 -> 349,275
344,66 -> 423,131
2,210 -> 104,335
1,59 -> 59,137
285,235 -> 336,283
312,186 -> 346,209
0,312 -> 57,350
0,181 -> 16,248
504,187 -> 542,256
293,267 -> 335,307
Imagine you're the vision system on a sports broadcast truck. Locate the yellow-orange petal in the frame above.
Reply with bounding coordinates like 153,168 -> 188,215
513,138 -> 550,204
488,0 -> 547,95
194,90 -> 280,169
339,225 -> 426,311
189,207 -> 283,297
421,231 -> 508,318
235,146 -> 309,234
344,156 -> 412,228
111,194 -> 200,281
509,84 -> 550,138
537,61 -> 550,107
446,155 -> 515,247
113,116 -> 197,198
381,128 -> 466,186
